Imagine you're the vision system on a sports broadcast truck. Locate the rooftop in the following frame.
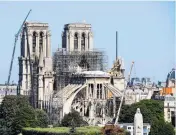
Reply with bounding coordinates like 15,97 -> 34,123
74,71 -> 110,78
64,22 -> 91,28
25,21 -> 49,27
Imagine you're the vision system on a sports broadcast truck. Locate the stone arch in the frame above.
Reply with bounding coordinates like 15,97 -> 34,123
81,32 -> 86,51
63,84 -> 87,115
39,31 -> 44,54
32,31 -> 37,53
74,32 -> 78,50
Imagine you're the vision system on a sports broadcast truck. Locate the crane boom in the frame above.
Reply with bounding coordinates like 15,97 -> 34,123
6,9 -> 32,95
114,61 -> 134,125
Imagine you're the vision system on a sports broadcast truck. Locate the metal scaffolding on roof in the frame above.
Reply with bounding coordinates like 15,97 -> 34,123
53,48 -> 108,92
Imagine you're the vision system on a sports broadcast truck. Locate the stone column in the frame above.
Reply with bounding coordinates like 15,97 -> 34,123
68,31 -> 72,51
86,84 -> 89,99
78,33 -> 81,51
27,60 -> 31,91
46,34 -> 48,57
47,32 -> 51,57
94,83 -> 97,99
85,34 -> 88,51
89,32 -> 93,50
38,75 -> 44,101
66,31 -> 69,51
36,32 -> 39,58
70,32 -> 74,51
24,33 -> 27,57
28,32 -> 32,57
43,33 -> 46,58
102,84 -> 105,99
113,96 -> 116,117
22,60 -> 26,92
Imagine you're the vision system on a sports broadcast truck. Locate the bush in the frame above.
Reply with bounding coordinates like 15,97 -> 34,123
61,109 -> 88,127
0,95 -> 36,135
22,127 -> 102,135
101,124 -> 128,135
34,109 -> 49,128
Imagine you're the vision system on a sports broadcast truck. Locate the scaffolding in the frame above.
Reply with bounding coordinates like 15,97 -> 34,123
53,48 -> 108,92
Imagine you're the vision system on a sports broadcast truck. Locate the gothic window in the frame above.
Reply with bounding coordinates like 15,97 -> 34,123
74,33 -> 78,50
81,33 -> 85,51
32,32 -> 37,53
39,32 -> 44,54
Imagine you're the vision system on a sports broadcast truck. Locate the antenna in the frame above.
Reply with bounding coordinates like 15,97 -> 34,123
116,31 -> 118,60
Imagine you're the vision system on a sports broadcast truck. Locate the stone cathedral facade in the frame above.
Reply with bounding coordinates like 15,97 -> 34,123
62,23 -> 94,51
18,22 -> 54,108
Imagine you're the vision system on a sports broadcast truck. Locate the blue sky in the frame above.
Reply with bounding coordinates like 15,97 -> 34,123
0,1 -> 175,84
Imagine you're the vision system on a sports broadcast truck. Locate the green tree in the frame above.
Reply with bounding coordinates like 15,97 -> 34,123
119,99 -> 164,123
149,119 -> 175,135
119,99 -> 175,135
34,109 -> 49,128
61,109 -> 88,127
0,95 -> 36,135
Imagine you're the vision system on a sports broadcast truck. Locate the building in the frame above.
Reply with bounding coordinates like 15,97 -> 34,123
160,68 -> 176,96
125,88 -> 154,105
18,22 -> 54,109
53,22 -> 107,91
53,68 -> 125,125
119,123 -> 151,135
164,94 -> 175,123
0,84 -> 17,103
124,77 -> 157,105
62,23 -> 93,52
52,22 -> 126,125
119,108 -> 151,135
166,68 -> 175,88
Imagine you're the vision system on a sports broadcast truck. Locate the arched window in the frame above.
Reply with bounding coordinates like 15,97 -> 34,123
74,33 -> 78,50
32,32 -> 37,53
39,32 -> 44,54
81,33 -> 85,51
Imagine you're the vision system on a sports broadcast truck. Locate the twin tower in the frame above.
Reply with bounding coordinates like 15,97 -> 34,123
18,22 -> 94,106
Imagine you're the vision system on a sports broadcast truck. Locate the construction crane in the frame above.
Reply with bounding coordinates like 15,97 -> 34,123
6,9 -> 32,95
114,61 -> 134,125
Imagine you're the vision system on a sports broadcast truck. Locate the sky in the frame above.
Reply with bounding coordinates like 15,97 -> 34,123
0,1 -> 175,84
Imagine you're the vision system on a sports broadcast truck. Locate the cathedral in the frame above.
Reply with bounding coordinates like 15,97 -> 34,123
18,22 -> 54,109
18,21 -> 126,125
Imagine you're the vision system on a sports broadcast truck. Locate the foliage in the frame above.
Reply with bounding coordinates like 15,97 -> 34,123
0,95 -> 49,134
101,124 -> 129,135
61,109 -> 88,127
119,99 -> 175,135
119,99 -> 164,123
34,109 -> 49,128
0,95 -> 36,135
149,119 -> 175,135
22,126 -> 102,135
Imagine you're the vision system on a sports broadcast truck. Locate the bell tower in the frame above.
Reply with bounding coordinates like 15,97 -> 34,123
18,22 -> 54,108
62,22 -> 94,52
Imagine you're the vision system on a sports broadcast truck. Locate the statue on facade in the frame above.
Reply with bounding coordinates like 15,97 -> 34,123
109,58 -> 124,78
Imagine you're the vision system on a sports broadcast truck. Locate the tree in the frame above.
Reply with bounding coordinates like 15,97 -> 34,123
61,109 -> 88,127
119,99 -> 175,135
149,119 -> 175,135
119,99 -> 164,123
34,109 -> 49,128
0,95 -> 36,135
